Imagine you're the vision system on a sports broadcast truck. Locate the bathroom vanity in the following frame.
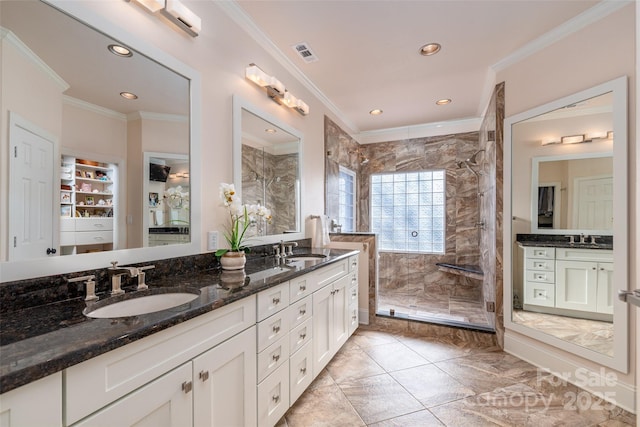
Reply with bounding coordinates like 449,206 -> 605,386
0,249 -> 359,427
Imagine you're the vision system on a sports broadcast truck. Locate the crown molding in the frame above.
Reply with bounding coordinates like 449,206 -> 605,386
130,111 -> 189,122
62,95 -> 126,120
1,27 -> 69,92
356,117 -> 482,144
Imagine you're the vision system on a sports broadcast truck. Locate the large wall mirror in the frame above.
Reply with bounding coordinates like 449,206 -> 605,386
504,76 -> 628,372
232,96 -> 303,246
1,0 -> 201,282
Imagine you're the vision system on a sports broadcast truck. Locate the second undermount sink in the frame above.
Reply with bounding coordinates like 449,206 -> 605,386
84,289 -> 200,319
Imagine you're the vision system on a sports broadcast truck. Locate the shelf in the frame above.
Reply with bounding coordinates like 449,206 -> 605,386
75,178 -> 113,184
77,191 -> 113,196
76,205 -> 113,209
75,163 -> 112,172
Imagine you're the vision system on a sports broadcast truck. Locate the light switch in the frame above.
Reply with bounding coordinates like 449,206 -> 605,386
207,231 -> 218,251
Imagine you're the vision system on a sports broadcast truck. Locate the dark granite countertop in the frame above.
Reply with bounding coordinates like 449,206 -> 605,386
0,248 -> 357,394
515,234 -> 613,250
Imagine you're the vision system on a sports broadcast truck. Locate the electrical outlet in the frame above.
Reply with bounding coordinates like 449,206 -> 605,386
207,231 -> 218,251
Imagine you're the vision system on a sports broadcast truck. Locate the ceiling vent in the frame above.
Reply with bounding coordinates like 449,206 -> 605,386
292,42 -> 319,63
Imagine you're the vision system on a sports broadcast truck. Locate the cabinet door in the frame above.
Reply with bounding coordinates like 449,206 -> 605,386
312,284 -> 333,377
193,326 -> 257,427
74,364 -> 192,427
332,275 -> 350,352
555,260 -> 598,311
257,362 -> 289,427
0,373 -> 62,427
596,262 -> 614,314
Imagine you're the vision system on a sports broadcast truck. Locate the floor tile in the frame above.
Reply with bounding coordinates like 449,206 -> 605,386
397,334 -> 499,363
325,348 -> 385,384
367,409 -> 444,427
363,341 -> 430,372
284,383 -> 365,427
338,373 -> 424,424
350,329 -> 399,348
390,363 -> 475,407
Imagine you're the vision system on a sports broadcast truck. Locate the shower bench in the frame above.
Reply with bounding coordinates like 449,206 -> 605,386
435,263 -> 483,280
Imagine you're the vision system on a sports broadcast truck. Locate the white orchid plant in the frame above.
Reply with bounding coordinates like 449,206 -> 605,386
215,183 -> 272,257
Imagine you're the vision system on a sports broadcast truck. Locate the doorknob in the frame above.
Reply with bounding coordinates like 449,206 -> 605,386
46,248 -> 57,255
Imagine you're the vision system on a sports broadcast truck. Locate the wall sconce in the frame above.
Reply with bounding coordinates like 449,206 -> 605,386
541,131 -> 612,146
130,0 -> 201,37
245,64 -> 309,116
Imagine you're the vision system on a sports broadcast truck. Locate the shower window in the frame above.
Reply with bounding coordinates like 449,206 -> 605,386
338,166 -> 356,232
370,170 -> 445,253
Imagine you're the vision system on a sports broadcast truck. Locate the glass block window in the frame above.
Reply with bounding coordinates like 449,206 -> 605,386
370,170 -> 445,253
338,166 -> 356,232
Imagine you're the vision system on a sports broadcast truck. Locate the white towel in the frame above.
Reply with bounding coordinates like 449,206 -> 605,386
307,215 -> 331,248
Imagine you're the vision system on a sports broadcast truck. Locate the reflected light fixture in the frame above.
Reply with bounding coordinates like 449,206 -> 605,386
436,99 -> 451,105
369,109 -> 383,115
265,128 -> 277,134
108,44 -> 133,57
420,42 -> 441,56
132,0 -> 164,12
245,64 -> 309,116
561,134 -> 585,144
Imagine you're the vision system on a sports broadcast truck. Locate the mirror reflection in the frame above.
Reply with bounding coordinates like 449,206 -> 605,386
1,0 -> 190,262
510,88 -> 622,360
239,108 -> 301,237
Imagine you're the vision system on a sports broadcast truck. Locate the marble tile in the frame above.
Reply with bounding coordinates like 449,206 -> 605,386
390,363 -> 475,407
284,383 -> 365,427
396,334 -> 499,363
368,409 -> 444,427
325,348 -> 385,384
349,329 -> 399,348
363,341 -> 430,372
338,373 -> 424,424
435,351 -> 539,394
306,368 -> 335,391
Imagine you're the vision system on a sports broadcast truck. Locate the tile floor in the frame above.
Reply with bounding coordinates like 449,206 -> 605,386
378,292 -> 490,329
277,328 -> 635,427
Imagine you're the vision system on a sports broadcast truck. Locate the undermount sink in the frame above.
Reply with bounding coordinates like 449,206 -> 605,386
84,289 -> 200,319
285,254 -> 327,262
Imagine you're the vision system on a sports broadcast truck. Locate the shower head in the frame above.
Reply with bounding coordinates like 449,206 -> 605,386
466,149 -> 485,166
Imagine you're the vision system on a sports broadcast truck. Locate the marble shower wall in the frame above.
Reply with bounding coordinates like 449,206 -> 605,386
241,144 -> 298,235
478,82 -> 505,343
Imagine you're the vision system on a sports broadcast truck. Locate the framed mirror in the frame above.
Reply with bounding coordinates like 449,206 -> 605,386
1,0 -> 201,282
232,95 -> 303,246
504,76 -> 628,372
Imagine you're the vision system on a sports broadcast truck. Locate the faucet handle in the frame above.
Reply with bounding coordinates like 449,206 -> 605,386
590,235 -> 599,244
564,235 -> 575,244
110,261 -> 119,269
67,275 -> 98,301
272,245 -> 281,258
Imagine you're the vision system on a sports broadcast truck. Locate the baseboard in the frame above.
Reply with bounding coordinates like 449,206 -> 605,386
505,332 -> 636,413
359,308 -> 369,325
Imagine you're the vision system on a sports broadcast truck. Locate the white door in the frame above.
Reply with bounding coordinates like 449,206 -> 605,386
193,326 -> 257,427
574,176 -> 613,230
9,113 -> 56,260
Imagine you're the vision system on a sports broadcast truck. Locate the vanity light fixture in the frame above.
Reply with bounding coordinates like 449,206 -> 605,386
131,0 -> 164,12
120,91 -> 138,100
108,44 -> 133,57
561,134 -> 585,144
129,0 -> 201,37
435,98 -> 451,105
245,64 -> 309,116
541,137 -> 560,146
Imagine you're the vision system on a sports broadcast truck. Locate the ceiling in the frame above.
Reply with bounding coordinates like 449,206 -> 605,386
231,0 -> 615,136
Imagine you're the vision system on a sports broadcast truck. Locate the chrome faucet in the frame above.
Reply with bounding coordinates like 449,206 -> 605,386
108,261 -> 139,295
579,233 -> 588,244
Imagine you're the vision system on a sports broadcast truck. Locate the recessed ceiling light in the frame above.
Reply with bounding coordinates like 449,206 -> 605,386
120,92 -> 138,100
108,44 -> 132,57
369,109 -> 383,115
265,128 -> 277,134
435,98 -> 451,105
420,43 -> 441,56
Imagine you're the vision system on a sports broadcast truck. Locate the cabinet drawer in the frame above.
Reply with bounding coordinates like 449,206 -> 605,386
60,231 -> 75,246
290,273 -> 313,303
525,270 -> 555,284
556,248 -> 613,262
257,362 -> 289,427
65,296 -> 256,425
524,282 -> 555,307
525,258 -> 555,272
257,309 -> 290,353
289,341 -> 313,405
524,247 -> 555,260
75,218 -> 113,232
257,282 -> 290,322
348,283 -> 358,307
257,335 -> 289,383
289,317 -> 312,355
60,218 -> 75,232
312,259 -> 349,292
289,295 -> 312,330
75,231 -> 112,245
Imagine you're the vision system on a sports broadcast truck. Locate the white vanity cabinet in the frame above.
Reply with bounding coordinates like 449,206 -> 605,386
522,246 -> 613,319
64,296 -> 256,426
0,372 -> 62,427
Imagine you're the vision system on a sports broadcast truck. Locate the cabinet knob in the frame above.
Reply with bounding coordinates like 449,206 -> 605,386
272,297 -> 280,305
181,381 -> 193,393
299,285 -> 306,291
272,395 -> 280,403
592,267 -> 597,270
300,367 -> 307,374
272,325 -> 281,333
272,354 -> 280,362
299,309 -> 306,316
299,333 -> 306,340
199,371 -> 209,382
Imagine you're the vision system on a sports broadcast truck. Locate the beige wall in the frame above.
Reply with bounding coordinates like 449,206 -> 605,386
498,2 -> 636,405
